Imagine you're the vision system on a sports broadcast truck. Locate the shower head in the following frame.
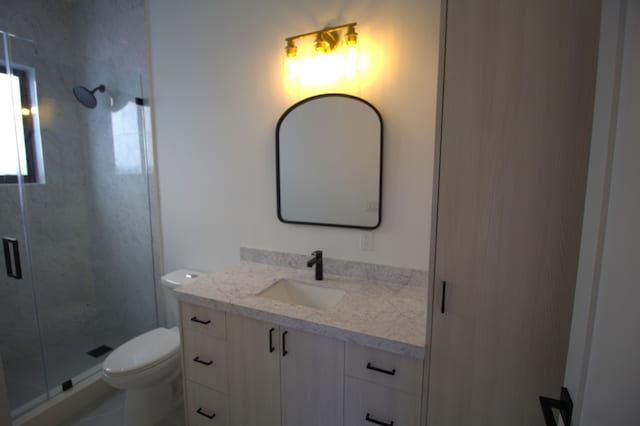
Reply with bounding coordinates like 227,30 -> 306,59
73,84 -> 106,109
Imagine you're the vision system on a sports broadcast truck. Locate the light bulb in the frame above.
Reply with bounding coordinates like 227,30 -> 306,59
345,26 -> 358,45
285,40 -> 297,58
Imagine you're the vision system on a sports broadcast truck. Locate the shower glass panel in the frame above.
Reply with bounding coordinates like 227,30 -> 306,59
0,30 -> 48,413
1,31 -> 157,415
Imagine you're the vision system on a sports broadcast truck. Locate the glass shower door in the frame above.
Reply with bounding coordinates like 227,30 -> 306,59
9,34 -> 158,396
1,29 -> 158,417
0,31 -> 48,414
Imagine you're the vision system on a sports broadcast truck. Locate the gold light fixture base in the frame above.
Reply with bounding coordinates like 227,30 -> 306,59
285,22 -> 358,58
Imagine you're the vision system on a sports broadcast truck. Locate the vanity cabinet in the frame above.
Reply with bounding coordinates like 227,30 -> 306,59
227,314 -> 344,426
181,305 -> 345,426
180,303 -> 229,425
180,302 -> 423,426
344,343 -> 422,426
227,314 -> 281,426
279,327 -> 344,426
185,381 -> 229,426
345,377 -> 420,426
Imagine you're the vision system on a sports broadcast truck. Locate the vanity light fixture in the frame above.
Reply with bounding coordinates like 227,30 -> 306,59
285,22 -> 358,58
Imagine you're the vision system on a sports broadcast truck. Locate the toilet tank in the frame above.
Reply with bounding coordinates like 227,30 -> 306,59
161,269 -> 204,328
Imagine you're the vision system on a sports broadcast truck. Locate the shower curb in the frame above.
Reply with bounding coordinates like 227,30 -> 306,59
12,372 -> 114,426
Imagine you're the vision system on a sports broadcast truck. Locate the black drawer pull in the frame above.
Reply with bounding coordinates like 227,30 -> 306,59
190,316 -> 211,325
282,331 -> 288,356
196,407 -> 216,419
193,356 -> 213,366
269,327 -> 276,353
366,413 -> 394,426
366,362 -> 396,376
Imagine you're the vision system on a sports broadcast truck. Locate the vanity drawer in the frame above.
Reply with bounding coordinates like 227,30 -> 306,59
345,377 -> 420,426
186,380 -> 229,426
345,343 -> 423,394
181,303 -> 226,339
183,329 -> 228,393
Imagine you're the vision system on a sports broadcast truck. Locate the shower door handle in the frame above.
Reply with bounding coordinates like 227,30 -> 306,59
3,237 -> 23,279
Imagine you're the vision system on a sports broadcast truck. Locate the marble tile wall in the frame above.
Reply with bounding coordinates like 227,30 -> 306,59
78,74 -> 157,339
72,0 -> 148,77
71,0 -> 160,338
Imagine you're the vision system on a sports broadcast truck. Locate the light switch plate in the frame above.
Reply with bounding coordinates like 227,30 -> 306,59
360,232 -> 375,251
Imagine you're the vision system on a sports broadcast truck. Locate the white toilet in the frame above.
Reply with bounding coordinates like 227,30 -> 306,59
102,269 -> 202,426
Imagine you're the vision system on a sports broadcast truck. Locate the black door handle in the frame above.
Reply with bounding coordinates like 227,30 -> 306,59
269,327 -> 276,352
441,280 -> 447,314
190,316 -> 211,325
3,237 -> 22,279
366,362 -> 396,376
193,356 -> 213,366
282,331 -> 288,356
366,413 -> 395,426
196,407 -> 216,419
540,387 -> 573,426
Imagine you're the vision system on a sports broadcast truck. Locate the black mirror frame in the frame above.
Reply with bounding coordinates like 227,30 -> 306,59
275,93 -> 383,230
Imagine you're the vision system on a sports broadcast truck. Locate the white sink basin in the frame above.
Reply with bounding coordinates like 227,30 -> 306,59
257,278 -> 346,310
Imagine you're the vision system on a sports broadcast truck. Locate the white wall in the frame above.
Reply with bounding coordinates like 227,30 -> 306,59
565,1 -> 640,424
146,0 -> 440,273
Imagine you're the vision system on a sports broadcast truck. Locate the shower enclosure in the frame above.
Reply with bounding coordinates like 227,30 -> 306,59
0,29 -> 158,417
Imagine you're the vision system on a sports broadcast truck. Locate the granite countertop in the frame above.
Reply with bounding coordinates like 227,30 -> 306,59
174,262 -> 428,359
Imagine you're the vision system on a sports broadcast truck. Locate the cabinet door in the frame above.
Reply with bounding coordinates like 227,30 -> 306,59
227,314 -> 281,426
281,328 -> 344,426
427,0 -> 600,425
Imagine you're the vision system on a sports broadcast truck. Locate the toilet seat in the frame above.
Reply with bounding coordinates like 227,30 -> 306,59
103,327 -> 180,377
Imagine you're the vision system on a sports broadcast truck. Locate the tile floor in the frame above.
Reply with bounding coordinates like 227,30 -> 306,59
63,391 -> 184,426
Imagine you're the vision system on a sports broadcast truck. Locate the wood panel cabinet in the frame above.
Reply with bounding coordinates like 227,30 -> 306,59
426,0 -> 601,424
280,328 -> 344,426
345,377 -> 420,426
185,381 -> 229,426
345,344 -> 422,426
345,342 -> 422,393
183,328 -> 228,393
182,304 -> 346,426
181,306 -> 229,425
227,314 -> 344,426
227,314 -> 281,426
181,302 -> 422,426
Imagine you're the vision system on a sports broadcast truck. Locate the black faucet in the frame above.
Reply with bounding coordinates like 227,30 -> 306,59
307,250 -> 323,280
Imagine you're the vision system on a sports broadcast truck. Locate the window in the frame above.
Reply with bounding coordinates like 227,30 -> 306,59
0,63 -> 42,183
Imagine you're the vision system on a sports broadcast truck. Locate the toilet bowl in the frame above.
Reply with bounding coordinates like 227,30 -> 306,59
103,327 -> 181,425
103,327 -> 181,389
102,269 -> 203,426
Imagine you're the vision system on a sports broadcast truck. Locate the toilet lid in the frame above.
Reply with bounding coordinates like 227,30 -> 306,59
103,327 -> 180,376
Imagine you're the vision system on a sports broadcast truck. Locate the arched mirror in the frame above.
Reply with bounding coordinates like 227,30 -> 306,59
276,94 -> 383,229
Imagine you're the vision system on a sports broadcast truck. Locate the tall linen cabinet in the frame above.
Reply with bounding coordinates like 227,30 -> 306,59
425,0 -> 602,424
